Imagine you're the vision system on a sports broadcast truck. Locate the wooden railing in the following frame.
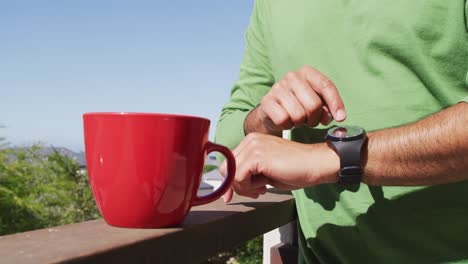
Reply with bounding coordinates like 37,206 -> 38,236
0,190 -> 296,264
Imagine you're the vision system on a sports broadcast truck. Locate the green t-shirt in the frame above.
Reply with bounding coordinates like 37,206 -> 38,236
215,1 -> 468,263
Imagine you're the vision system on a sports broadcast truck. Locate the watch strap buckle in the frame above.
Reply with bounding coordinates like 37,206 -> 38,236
339,166 -> 363,184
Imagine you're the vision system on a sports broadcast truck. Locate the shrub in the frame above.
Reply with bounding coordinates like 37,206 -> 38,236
0,145 -> 99,235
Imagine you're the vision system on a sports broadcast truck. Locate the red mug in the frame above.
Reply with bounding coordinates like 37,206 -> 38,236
83,112 -> 235,228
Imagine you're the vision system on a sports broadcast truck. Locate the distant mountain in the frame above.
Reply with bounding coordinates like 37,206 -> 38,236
10,146 -> 86,167
7,145 -> 220,191
8,147 -> 218,169
44,147 -> 87,167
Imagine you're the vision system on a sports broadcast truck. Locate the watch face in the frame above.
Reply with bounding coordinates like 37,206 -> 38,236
327,126 -> 364,140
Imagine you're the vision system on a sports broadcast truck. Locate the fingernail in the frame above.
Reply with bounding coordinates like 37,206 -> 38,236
336,109 -> 346,121
222,195 -> 227,203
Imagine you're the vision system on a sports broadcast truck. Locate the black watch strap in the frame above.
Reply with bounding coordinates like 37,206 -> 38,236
332,140 -> 364,184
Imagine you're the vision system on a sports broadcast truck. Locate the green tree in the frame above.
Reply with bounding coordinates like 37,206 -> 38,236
203,236 -> 263,264
0,125 -> 7,148
203,164 -> 218,174
0,145 -> 100,235
234,236 -> 263,264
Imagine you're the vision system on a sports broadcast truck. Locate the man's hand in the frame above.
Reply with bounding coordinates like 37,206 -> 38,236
244,65 -> 347,136
219,133 -> 339,202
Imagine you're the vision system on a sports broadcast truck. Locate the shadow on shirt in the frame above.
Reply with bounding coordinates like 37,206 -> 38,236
303,181 -> 468,263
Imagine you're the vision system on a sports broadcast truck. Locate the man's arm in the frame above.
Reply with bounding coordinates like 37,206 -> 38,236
362,102 -> 468,186
215,0 -> 274,152
220,102 -> 468,200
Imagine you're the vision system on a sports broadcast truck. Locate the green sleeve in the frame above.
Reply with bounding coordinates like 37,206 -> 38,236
465,1 -> 468,103
462,95 -> 468,103
214,0 -> 275,156
465,1 -> 468,32
463,72 -> 468,103
464,72 -> 468,102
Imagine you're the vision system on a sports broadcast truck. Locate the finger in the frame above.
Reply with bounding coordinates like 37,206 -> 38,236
303,91 -> 322,127
233,170 -> 256,196
255,186 -> 268,195
250,175 -> 270,189
300,66 -> 346,121
233,173 -> 268,196
262,99 -> 293,130
267,178 -> 299,190
221,135 -> 257,198
320,106 -> 333,126
229,135 -> 269,198
232,131 -> 258,158
287,73 -> 323,127
219,160 -> 227,177
275,86 -> 307,127
241,193 -> 260,199
230,147 -> 254,196
223,188 -> 233,203
232,176 -> 267,197
270,182 -> 298,190
243,185 -> 268,198
220,133 -> 252,178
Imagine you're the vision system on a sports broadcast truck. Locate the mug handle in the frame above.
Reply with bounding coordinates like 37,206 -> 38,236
191,141 -> 236,206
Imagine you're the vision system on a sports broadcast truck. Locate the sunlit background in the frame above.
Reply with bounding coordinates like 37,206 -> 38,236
1,1 -> 253,151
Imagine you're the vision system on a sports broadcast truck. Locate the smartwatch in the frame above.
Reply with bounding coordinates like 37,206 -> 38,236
325,126 -> 367,184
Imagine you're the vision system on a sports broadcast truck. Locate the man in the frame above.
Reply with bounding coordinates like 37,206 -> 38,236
216,1 -> 468,263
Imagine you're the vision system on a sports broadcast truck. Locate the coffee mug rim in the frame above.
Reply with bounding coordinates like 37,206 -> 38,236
83,112 -> 210,122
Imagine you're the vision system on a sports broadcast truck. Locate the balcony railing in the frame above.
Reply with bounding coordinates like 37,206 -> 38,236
0,190 -> 296,264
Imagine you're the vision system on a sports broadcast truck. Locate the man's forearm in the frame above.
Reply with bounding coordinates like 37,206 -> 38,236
362,102 -> 468,186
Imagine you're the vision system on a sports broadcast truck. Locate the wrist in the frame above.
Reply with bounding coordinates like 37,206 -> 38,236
360,132 -> 371,185
321,143 -> 341,184
305,143 -> 340,185
244,106 -> 282,136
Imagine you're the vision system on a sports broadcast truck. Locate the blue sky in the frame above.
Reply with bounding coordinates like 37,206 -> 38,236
0,1 -> 253,151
